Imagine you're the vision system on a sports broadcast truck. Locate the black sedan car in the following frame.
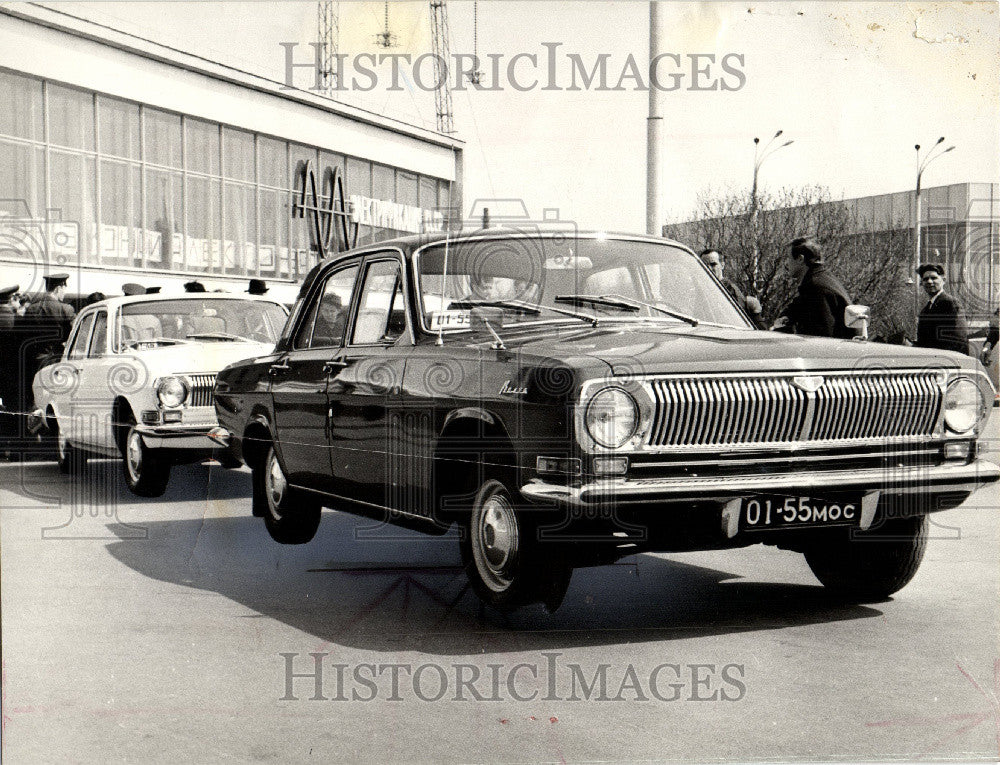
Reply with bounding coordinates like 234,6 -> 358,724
211,230 -> 998,611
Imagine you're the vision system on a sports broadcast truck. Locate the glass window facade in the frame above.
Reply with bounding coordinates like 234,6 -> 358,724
0,68 -> 453,283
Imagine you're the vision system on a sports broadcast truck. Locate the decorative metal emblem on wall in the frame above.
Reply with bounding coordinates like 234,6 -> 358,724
292,160 -> 358,258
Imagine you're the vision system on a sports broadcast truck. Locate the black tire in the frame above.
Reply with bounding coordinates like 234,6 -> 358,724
255,445 -> 321,545
52,417 -> 87,475
120,411 -> 170,498
460,477 -> 573,612
804,514 -> 929,601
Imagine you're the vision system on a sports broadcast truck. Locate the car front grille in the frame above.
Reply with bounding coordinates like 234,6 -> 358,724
187,373 -> 217,408
644,371 -> 942,449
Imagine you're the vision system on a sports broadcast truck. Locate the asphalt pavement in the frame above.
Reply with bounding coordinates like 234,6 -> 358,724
1,420 -> 998,763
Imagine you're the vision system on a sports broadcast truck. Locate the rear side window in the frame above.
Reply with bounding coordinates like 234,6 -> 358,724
293,264 -> 358,349
88,311 -> 108,356
351,260 -> 406,345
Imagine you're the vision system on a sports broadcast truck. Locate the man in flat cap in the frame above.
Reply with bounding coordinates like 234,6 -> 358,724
915,263 -> 969,355
772,237 -> 855,339
247,279 -> 268,296
121,283 -> 145,297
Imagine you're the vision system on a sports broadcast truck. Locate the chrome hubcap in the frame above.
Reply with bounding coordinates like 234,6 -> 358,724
266,452 -> 287,515
474,492 -> 519,590
126,430 -> 143,479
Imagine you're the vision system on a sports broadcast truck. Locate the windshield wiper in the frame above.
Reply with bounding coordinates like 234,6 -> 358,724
448,299 -> 541,315
601,293 -> 700,327
555,294 -> 641,312
185,332 -> 244,342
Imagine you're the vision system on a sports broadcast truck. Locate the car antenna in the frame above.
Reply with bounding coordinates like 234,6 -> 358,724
436,165 -> 456,347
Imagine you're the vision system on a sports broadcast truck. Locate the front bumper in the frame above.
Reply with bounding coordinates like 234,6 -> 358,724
521,458 -> 1000,507
135,425 -> 218,452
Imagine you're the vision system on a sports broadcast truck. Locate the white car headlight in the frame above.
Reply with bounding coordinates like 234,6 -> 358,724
156,376 -> 189,408
943,377 -> 984,434
585,387 -> 639,449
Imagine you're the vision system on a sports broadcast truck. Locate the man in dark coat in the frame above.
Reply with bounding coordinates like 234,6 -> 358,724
915,263 -> 969,355
772,237 -> 855,339
698,249 -> 766,329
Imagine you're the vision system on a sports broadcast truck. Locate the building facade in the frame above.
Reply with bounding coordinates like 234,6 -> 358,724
0,5 -> 463,303
664,182 -> 999,322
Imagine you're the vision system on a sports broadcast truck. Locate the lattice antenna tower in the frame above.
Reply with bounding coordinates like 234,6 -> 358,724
317,0 -> 340,95
429,0 -> 454,133
375,0 -> 398,48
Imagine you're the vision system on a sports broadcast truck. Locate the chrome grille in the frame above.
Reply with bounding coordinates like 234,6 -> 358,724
187,373 -> 217,407
644,372 -> 941,449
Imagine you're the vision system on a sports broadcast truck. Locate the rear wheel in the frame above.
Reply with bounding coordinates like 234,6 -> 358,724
804,514 -> 928,601
255,445 -> 321,544
460,477 -> 572,612
120,412 -> 170,497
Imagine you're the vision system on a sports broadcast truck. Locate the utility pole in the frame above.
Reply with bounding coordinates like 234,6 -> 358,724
645,1 -> 662,236
912,138 -> 955,327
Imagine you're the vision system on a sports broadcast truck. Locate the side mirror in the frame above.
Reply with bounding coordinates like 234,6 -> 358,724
845,304 -> 870,341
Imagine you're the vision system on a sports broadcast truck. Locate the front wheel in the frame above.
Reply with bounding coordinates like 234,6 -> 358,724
460,477 -> 572,612
804,514 -> 929,601
51,416 -> 87,475
254,445 -> 321,544
120,415 -> 170,497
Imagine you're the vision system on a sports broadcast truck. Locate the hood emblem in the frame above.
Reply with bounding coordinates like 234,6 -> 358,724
499,380 -> 528,396
792,375 -> 825,393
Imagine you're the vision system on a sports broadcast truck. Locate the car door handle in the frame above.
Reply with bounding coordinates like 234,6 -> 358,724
268,360 -> 291,376
323,360 -> 348,374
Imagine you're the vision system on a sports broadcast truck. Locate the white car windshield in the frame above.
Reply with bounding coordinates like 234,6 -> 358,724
416,235 -> 749,329
117,298 -> 287,350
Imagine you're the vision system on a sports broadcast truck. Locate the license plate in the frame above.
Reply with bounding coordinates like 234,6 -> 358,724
739,494 -> 862,531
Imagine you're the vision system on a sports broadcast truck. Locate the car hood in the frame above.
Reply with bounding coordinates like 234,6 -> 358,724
121,339 -> 276,375
476,322 -> 975,375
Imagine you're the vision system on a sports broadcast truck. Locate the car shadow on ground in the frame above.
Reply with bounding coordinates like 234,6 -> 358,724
103,509 -> 884,655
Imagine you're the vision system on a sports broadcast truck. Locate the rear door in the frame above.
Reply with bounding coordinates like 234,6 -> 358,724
270,260 -> 359,491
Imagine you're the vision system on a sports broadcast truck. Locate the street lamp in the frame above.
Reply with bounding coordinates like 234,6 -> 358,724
750,130 -> 795,292
912,137 -> 955,326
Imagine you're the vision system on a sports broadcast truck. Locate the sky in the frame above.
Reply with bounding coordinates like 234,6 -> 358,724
52,1 -> 1000,233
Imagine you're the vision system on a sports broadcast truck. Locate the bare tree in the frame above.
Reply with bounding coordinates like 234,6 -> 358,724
665,186 -> 912,341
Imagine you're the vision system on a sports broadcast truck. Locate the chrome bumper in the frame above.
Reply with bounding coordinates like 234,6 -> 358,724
135,425 -> 218,451
521,459 -> 1000,507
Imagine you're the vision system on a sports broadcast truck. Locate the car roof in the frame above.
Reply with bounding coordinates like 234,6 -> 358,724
79,292 -> 288,312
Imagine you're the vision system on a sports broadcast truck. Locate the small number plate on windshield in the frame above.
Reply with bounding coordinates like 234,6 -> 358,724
740,495 -> 862,531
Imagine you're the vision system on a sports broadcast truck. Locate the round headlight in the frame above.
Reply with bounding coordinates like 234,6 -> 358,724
943,377 -> 983,433
585,387 -> 639,449
156,376 -> 189,408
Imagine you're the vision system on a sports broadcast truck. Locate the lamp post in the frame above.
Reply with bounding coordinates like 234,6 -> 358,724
750,130 -> 794,293
912,137 -> 955,326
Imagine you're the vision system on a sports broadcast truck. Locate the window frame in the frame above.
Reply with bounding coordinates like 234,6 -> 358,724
349,255 -> 410,348
289,258 -> 362,351
87,310 -> 109,357
67,311 -> 96,360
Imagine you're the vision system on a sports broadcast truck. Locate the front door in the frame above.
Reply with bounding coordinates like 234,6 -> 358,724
271,261 -> 359,491
327,256 -> 410,510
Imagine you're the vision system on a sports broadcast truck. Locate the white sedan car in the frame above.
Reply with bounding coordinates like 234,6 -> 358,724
32,293 -> 288,496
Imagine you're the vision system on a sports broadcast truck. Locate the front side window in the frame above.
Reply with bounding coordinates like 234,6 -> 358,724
68,313 -> 95,360
292,264 -> 359,350
352,260 -> 405,345
88,311 -> 108,357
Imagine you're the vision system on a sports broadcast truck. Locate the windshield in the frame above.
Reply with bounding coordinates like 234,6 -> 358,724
117,298 -> 288,350
416,235 -> 749,329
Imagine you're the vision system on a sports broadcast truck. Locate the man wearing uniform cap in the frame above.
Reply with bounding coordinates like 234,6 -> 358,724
0,285 -> 18,330
122,283 -> 145,297
20,274 -> 76,428
145,286 -> 161,295
915,263 -> 969,355
24,274 -> 75,341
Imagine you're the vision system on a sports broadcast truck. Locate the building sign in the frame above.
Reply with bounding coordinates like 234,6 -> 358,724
349,195 -> 445,235
292,160 -> 357,259
292,161 -> 445,259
